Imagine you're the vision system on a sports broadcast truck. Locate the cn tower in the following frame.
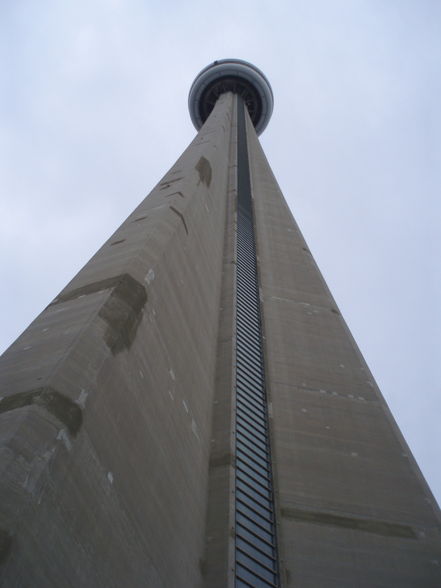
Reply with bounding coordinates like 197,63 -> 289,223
0,59 -> 440,588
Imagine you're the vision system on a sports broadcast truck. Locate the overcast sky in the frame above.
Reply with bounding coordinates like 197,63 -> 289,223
1,1 -> 440,505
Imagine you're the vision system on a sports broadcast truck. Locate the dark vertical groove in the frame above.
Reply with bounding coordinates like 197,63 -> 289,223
234,98 -> 280,588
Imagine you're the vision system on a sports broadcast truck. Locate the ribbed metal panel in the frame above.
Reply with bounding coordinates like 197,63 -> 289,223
234,99 -> 280,588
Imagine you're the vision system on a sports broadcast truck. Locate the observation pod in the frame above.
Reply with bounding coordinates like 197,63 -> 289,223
188,58 -> 274,135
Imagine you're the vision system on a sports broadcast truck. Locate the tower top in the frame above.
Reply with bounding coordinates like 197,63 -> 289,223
188,58 -> 273,136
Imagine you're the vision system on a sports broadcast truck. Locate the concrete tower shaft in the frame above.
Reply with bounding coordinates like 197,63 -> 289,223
0,60 -> 440,588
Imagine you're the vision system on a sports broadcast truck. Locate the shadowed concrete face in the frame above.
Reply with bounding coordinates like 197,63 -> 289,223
0,93 -> 235,588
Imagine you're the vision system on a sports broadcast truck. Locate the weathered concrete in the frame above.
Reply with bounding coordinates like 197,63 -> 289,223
246,110 -> 441,587
0,93 -> 235,588
2,85 -> 441,588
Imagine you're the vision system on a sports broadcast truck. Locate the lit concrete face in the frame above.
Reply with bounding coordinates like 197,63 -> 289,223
1,61 -> 441,588
246,112 -> 441,586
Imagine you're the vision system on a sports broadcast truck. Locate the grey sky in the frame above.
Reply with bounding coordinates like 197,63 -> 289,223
1,1 -> 440,504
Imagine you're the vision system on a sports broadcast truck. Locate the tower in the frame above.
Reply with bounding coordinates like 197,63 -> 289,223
0,58 -> 440,587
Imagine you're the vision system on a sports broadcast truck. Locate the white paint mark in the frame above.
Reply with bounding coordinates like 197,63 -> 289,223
23,346 -> 32,351
77,389 -> 89,409
325,425 -> 331,430
348,394 -> 354,399
350,452 -> 358,457
301,408 -> 308,413
139,370 -> 144,379
56,429 -> 72,451
358,396 -> 365,401
182,400 -> 189,413
145,268 -> 155,285
191,419 -> 200,441
107,471 -> 114,485
339,364 -> 345,369
168,389 -> 174,400
319,389 -> 326,394
43,448 -> 56,461
42,328 -> 49,332
169,369 -> 176,381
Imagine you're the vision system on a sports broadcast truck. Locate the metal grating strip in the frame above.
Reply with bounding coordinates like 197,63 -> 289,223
234,97 -> 280,587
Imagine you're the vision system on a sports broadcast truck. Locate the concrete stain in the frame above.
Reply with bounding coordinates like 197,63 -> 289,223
51,274 -> 140,305
52,273 -> 147,355
0,387 -> 82,436
0,529 -> 12,566
195,156 -> 212,187
98,274 -> 147,355
159,177 -> 184,190
209,453 -> 233,468
281,507 -> 417,539
169,206 -> 189,235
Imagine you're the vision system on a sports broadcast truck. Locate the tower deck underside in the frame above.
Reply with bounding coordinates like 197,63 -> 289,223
0,88 -> 439,588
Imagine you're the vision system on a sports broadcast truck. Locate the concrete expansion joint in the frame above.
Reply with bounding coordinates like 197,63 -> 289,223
0,386 -> 83,436
298,385 -> 371,403
280,506 -> 418,539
